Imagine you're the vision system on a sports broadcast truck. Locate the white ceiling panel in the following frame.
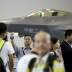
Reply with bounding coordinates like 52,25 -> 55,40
0,0 -> 72,19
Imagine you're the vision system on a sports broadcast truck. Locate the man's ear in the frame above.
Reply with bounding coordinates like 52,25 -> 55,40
0,33 -> 4,39
2,33 -> 6,38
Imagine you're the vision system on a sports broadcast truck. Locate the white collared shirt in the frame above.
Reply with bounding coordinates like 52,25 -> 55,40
17,53 -> 38,72
0,41 -> 15,72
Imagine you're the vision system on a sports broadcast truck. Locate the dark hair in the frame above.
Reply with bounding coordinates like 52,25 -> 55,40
51,37 -> 58,44
3,35 -> 8,41
24,34 -> 32,39
0,23 -> 7,35
65,30 -> 72,38
24,34 -> 32,37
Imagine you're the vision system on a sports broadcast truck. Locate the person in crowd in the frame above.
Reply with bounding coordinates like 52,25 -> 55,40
0,23 -> 15,72
51,37 -> 64,66
23,35 -> 33,54
17,31 -> 65,72
61,29 -> 72,72
11,35 -> 33,60
51,37 -> 60,50
51,37 -> 63,62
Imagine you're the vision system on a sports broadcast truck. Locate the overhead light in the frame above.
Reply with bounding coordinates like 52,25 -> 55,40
27,13 -> 35,17
46,9 -> 51,11
41,12 -> 44,16
0,20 -> 12,23
49,10 -> 54,13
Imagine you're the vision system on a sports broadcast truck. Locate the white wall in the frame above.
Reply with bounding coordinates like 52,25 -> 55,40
0,0 -> 72,19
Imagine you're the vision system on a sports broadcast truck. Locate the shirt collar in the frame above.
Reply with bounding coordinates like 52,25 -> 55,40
24,47 -> 31,50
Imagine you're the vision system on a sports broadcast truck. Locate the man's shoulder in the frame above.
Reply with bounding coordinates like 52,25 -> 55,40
3,41 -> 15,54
18,53 -> 38,66
61,41 -> 72,52
2,41 -> 9,50
17,53 -> 38,72
19,53 -> 38,62
3,41 -> 12,47
61,41 -> 66,45
60,41 -> 69,47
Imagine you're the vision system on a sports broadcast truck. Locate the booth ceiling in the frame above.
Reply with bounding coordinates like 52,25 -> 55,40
0,0 -> 72,19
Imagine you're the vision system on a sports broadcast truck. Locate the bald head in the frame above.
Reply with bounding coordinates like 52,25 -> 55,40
34,31 -> 51,51
34,31 -> 50,41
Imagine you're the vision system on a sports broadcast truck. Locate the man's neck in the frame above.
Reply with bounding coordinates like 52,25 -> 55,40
25,45 -> 30,48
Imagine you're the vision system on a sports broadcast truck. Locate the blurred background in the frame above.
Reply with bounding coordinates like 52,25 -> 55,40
0,0 -> 71,56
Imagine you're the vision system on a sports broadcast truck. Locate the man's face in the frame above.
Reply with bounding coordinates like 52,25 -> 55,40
24,36 -> 32,46
34,33 -> 51,51
68,34 -> 72,43
3,32 -> 7,39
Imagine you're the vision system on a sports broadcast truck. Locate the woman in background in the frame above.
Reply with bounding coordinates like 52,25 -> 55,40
51,37 -> 65,72
51,37 -> 62,60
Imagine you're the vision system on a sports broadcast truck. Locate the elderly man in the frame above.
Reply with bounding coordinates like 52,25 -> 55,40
17,31 -> 65,72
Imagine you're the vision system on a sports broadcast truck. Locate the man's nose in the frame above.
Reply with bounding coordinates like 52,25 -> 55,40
39,43 -> 44,47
